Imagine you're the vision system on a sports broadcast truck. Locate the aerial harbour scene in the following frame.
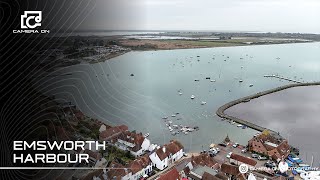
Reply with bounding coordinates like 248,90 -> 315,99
29,31 -> 320,179
3,0 -> 320,179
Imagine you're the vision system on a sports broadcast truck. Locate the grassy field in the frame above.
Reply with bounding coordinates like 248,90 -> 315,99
119,39 -> 245,50
119,36 -> 312,51
167,39 -> 243,47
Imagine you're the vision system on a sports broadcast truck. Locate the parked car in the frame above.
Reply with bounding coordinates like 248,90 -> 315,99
285,160 -> 293,167
264,162 -> 275,168
292,169 -> 298,175
233,143 -> 239,148
266,160 -> 276,166
218,143 -> 227,147
241,149 -> 247,153
258,156 -> 268,160
210,148 -> 219,154
295,167 -> 307,174
209,150 -> 218,156
226,152 -> 232,158
251,154 -> 259,158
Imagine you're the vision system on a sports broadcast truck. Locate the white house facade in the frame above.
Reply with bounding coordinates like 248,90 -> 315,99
149,140 -> 184,171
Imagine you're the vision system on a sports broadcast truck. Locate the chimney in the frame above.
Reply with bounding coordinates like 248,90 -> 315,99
162,147 -> 166,153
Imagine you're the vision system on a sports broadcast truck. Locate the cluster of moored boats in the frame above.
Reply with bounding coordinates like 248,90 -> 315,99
178,90 -> 207,105
221,118 -> 247,129
162,114 -> 199,136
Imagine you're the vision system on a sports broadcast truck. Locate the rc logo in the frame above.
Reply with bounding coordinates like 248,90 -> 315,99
21,11 -> 42,29
13,11 -> 49,33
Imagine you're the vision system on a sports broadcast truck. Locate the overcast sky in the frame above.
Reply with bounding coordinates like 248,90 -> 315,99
81,0 -> 320,33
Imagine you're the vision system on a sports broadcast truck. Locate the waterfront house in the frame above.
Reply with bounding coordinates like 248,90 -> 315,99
104,155 -> 153,180
115,131 -> 151,157
248,130 -> 290,161
126,154 -> 153,179
99,125 -> 128,142
229,153 -> 257,168
149,140 -> 184,170
106,161 -> 132,180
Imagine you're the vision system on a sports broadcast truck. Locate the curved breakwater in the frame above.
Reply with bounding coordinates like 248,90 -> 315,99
216,82 -> 320,134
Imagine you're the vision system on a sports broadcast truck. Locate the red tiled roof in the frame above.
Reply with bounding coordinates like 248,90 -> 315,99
215,172 -> 229,180
264,143 -> 276,151
99,125 -> 128,140
56,126 -> 69,140
127,161 -> 143,174
271,154 -> 279,160
118,131 -> 145,147
230,153 -> 257,166
127,154 -> 151,174
85,149 -> 102,160
74,110 -> 85,119
166,140 -> 184,154
158,168 -> 180,180
155,140 -> 184,161
107,162 -> 128,180
139,154 -> 151,166
156,146 -> 171,161
276,141 -> 290,156
220,163 -> 240,176
191,153 -> 219,168
118,125 -> 128,131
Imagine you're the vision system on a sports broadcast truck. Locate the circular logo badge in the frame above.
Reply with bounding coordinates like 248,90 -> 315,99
239,164 -> 249,174
278,161 -> 289,173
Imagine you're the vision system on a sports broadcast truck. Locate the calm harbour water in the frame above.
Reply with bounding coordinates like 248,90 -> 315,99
35,42 -> 320,163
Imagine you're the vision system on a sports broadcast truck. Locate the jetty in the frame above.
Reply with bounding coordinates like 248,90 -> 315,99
263,74 -> 302,83
216,82 -> 320,134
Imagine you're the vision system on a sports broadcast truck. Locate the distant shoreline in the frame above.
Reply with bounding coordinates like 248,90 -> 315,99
117,39 -> 314,51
